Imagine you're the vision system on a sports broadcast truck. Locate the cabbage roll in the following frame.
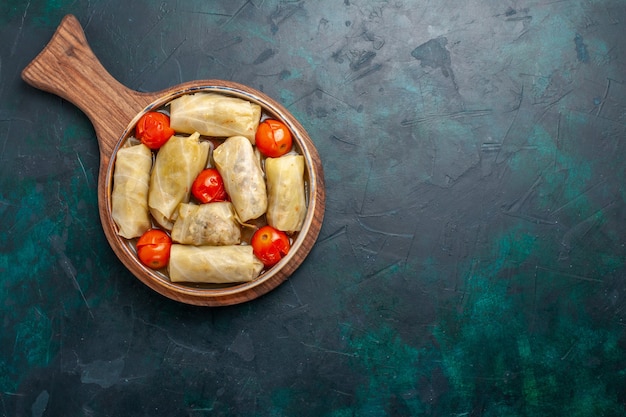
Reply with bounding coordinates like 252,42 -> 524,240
169,93 -> 262,143
111,143 -> 153,238
168,244 -> 264,284
148,132 -> 210,229
213,136 -> 267,222
170,202 -> 241,246
265,154 -> 307,233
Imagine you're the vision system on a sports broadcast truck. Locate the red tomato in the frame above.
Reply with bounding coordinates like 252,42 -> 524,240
136,229 -> 172,269
251,225 -> 291,267
135,112 -> 175,149
191,168 -> 228,203
254,119 -> 293,157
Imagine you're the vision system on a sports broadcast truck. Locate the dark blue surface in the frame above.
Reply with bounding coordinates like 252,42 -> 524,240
1,1 -> 626,416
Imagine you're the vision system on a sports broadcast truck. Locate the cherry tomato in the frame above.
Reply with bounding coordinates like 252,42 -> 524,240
251,225 -> 291,267
254,119 -> 293,157
136,229 -> 172,269
191,168 -> 228,203
135,111 -> 175,149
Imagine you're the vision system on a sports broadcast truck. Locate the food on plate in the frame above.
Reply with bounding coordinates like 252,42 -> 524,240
168,244 -> 264,283
170,202 -> 241,246
135,111 -> 175,149
191,168 -> 228,204
213,135 -> 268,223
111,92 -> 309,285
255,119 -> 293,157
111,143 -> 153,238
136,229 -> 172,269
169,93 -> 261,143
265,154 -> 306,233
251,225 -> 291,267
148,132 -> 210,230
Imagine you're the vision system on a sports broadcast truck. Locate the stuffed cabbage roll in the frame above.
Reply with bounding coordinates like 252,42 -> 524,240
148,132 -> 210,229
169,93 -> 262,143
170,202 -> 241,246
213,135 -> 267,222
169,244 -> 264,284
111,143 -> 153,239
265,154 -> 307,233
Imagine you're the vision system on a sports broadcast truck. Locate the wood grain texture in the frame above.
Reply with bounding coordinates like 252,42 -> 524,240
21,14 -> 325,306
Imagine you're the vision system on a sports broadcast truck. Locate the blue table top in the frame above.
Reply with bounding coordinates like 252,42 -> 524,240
1,1 -> 625,415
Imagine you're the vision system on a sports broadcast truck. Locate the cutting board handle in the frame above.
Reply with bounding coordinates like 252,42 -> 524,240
21,14 -> 156,158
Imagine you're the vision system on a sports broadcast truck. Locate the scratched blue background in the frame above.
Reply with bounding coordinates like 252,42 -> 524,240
1,1 -> 626,416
